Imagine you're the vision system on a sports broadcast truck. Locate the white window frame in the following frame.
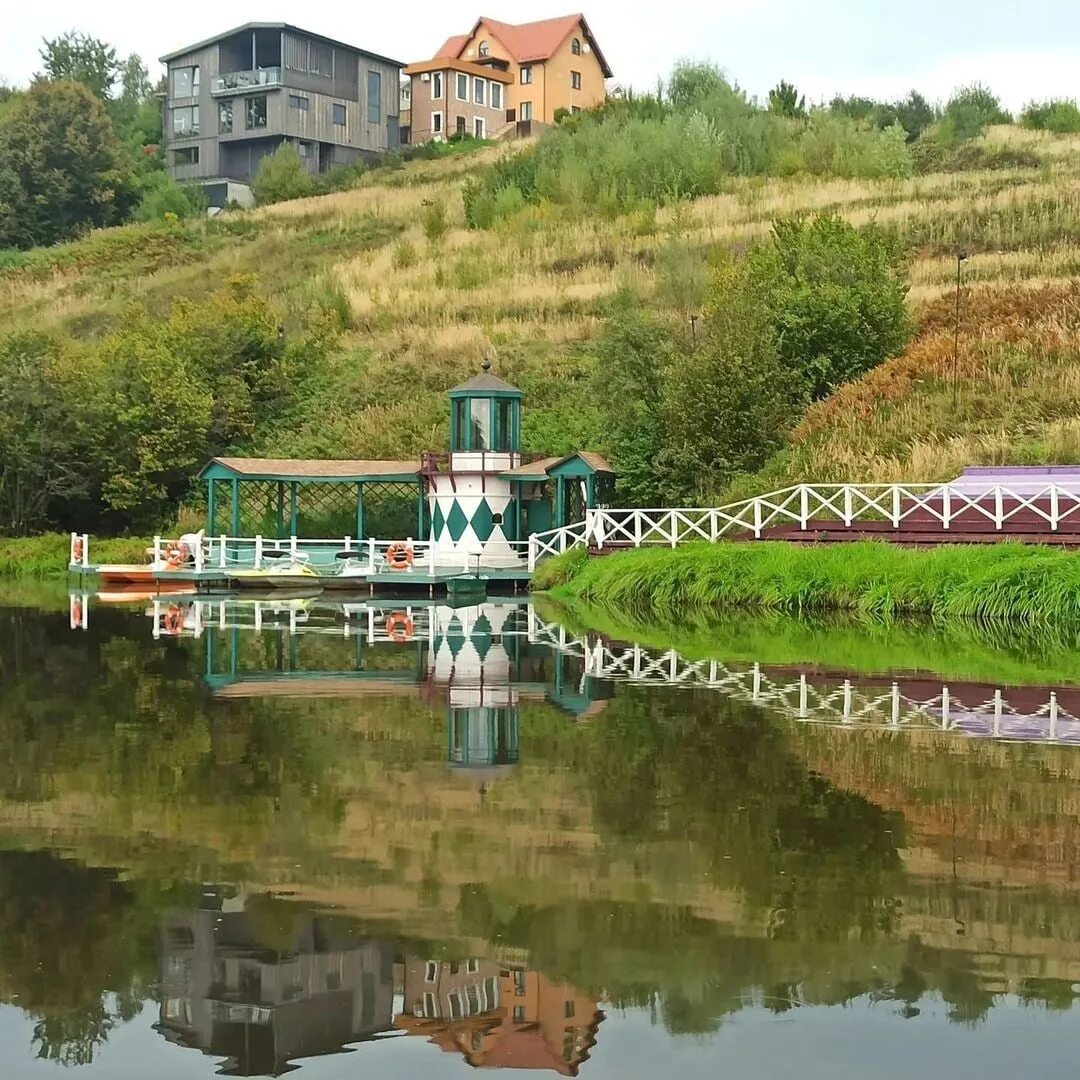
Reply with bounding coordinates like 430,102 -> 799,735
431,110 -> 443,135
490,82 -> 502,110
571,70 -> 582,90
520,65 -> 532,85
425,961 -> 438,982
520,100 -> 532,122
473,116 -> 486,139
456,72 -> 468,101
473,77 -> 486,106
432,71 -> 443,99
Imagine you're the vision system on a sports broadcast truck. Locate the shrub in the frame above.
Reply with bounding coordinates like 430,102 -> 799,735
391,239 -> 418,270
132,172 -> 205,222
1020,99 -> 1080,134
942,84 -> 1011,140
251,144 -> 314,205
421,200 -> 449,245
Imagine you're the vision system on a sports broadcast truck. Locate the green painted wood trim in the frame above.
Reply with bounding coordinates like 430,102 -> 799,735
356,482 -> 364,539
231,478 -> 240,535
207,479 -> 216,534
289,482 -> 298,535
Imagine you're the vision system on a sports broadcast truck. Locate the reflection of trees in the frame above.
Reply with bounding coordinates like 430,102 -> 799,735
0,850 -> 175,1066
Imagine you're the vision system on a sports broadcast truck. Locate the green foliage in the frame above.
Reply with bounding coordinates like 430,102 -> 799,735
552,540 -> 1080,623
942,83 -> 1011,140
830,90 -> 935,142
132,172 -> 205,222
666,257 -> 804,498
251,143 -> 315,205
591,291 -> 677,506
1020,99 -> 1080,134
743,214 -> 913,399
421,200 -> 449,245
0,535 -> 148,576
793,114 -> 913,179
768,80 -> 806,119
391,239 -> 418,270
38,32 -> 119,100
0,80 -> 136,249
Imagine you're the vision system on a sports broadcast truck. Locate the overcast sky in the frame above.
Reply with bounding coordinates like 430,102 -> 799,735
1,0 -> 1076,110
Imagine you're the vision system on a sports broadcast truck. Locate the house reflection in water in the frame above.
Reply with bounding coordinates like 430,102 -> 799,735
155,887 -> 395,1076
396,956 -> 603,1074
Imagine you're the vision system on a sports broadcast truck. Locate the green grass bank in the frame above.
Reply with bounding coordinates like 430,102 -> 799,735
0,535 -> 149,579
536,541 -> 1080,624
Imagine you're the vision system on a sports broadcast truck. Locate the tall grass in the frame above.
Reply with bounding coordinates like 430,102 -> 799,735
0,535 -> 150,578
545,542 -> 1080,623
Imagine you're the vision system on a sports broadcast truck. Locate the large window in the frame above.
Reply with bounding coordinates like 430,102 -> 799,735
473,77 -> 486,106
490,82 -> 502,110
520,65 -> 532,85
432,71 -> 443,98
171,146 -> 199,166
332,102 -> 347,125
172,65 -> 199,98
367,70 -> 382,123
246,96 -> 267,129
519,100 -> 532,121
218,100 -> 233,134
496,398 -> 513,449
171,105 -> 199,136
470,399 -> 492,451
456,72 -> 468,100
289,94 -> 309,110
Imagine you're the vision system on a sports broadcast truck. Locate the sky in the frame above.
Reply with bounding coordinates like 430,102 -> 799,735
1,0 -> 1078,110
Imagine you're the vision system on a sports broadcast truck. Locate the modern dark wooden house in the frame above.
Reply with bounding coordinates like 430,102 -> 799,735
160,22 -> 404,206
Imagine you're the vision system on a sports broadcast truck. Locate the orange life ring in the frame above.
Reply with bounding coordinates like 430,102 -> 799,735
385,611 -> 414,643
164,542 -> 187,569
72,537 -> 84,563
163,605 -> 184,634
386,542 -> 414,571
71,597 -> 83,626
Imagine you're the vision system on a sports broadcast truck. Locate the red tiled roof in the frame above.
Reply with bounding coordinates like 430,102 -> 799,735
440,13 -> 613,77
435,33 -> 468,58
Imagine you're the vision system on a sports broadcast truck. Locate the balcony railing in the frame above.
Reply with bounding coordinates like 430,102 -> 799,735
211,67 -> 282,95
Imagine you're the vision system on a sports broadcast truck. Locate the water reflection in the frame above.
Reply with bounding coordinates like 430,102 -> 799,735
1,595 -> 1080,1075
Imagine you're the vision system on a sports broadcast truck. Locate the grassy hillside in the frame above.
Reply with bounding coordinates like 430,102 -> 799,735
4,124 -> 1080,518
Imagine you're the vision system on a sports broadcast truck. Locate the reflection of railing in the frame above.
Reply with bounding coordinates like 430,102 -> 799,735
527,482 -> 1080,567
527,612 -> 1080,746
211,67 -> 282,94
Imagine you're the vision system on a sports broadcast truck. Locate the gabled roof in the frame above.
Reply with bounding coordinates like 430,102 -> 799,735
501,452 -> 613,480
160,22 -> 403,68
441,13 -> 613,78
200,456 -> 419,480
448,371 -> 523,396
403,58 -> 514,83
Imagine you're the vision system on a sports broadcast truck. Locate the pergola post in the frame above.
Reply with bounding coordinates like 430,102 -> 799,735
289,482 -> 298,536
207,479 -> 216,534
230,478 -> 240,535
276,482 -> 285,539
356,482 -> 364,539
416,478 -> 426,538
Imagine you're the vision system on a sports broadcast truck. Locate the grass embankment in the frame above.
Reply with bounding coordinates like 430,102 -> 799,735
0,535 -> 148,578
538,541 -> 1080,624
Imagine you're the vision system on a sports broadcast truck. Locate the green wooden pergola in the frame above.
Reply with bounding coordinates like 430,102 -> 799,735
198,457 -> 426,539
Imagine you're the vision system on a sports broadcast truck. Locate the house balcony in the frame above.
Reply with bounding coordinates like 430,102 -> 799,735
211,68 -> 283,95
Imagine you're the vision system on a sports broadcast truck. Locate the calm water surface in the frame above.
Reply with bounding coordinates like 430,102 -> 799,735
1,591 -> 1079,1078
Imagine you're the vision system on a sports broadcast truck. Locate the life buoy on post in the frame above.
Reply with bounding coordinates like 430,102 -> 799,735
72,537 -> 84,563
385,611 -> 414,643
385,541 -> 414,571
164,542 -> 188,569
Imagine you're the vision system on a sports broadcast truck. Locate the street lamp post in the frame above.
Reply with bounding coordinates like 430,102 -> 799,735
952,251 -> 967,410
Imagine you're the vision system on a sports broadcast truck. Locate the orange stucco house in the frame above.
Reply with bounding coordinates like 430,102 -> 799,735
403,13 -> 611,141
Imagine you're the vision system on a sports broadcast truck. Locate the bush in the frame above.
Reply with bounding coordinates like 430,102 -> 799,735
1021,99 -> 1080,134
391,239 -> 418,270
251,143 -> 315,205
942,84 -> 1011,140
132,172 -> 205,222
421,200 -> 449,245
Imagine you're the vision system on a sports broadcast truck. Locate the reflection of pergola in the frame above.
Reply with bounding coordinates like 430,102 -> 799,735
199,457 -> 425,539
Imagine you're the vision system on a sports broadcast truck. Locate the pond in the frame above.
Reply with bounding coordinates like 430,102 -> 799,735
0,590 -> 1078,1078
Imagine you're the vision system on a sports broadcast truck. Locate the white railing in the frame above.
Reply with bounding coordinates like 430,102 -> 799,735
525,613 -> 1080,745
526,482 -> 1080,568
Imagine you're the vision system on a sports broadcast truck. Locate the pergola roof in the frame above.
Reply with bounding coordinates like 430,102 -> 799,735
501,452 -> 612,480
200,457 -> 420,482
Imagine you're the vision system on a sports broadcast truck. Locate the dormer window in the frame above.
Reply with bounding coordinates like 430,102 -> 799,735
478,40 -> 490,57
571,37 -> 582,55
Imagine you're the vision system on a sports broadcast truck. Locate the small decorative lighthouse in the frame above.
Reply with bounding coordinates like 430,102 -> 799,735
426,362 -> 525,567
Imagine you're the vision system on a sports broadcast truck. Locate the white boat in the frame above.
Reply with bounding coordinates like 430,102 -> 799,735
227,551 -> 323,590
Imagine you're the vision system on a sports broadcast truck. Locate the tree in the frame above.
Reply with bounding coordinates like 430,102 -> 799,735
892,90 -> 935,142
943,83 -> 1011,140
251,143 -> 314,204
746,214 -> 913,399
38,32 -> 120,100
769,80 -> 806,119
592,291 -> 677,505
0,80 -> 137,250
665,258 -> 804,497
